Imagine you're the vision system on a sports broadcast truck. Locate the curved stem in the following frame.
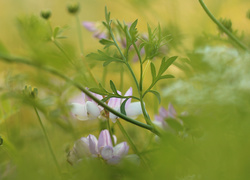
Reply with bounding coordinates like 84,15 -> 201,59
108,27 -> 127,61
75,14 -> 84,56
0,54 -> 160,135
132,43 -> 153,125
106,118 -> 115,146
125,62 -> 140,91
119,64 -> 124,92
132,42 -> 143,92
52,39 -> 74,65
116,120 -> 150,170
34,107 -> 61,175
198,0 -> 249,51
74,14 -> 98,85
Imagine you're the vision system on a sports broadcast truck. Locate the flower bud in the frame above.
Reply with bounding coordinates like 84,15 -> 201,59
23,85 -> 38,99
67,2 -> 80,14
40,10 -> 51,20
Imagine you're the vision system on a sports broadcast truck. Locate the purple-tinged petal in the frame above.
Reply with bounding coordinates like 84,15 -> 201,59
108,97 -> 121,109
69,92 -> 86,105
71,103 -> 88,120
108,90 -> 122,105
98,130 -> 113,152
86,101 -> 100,119
153,119 -> 166,129
93,31 -> 108,39
107,156 -> 121,165
82,21 -> 97,32
168,103 -> 177,118
113,142 -> 129,157
101,146 -> 113,160
88,134 -> 98,155
124,87 -> 132,97
125,102 -> 143,119
154,115 -> 164,122
159,106 -> 168,118
123,87 -> 132,107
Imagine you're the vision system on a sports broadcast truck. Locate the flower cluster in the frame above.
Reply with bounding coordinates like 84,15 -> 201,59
67,129 -> 129,165
70,87 -> 142,122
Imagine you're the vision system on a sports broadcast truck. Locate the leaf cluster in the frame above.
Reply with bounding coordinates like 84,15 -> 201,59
144,56 -> 177,103
140,24 -> 169,60
86,50 -> 124,66
52,26 -> 68,40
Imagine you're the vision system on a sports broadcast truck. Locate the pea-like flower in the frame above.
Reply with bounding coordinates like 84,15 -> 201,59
82,21 -> 108,39
70,92 -> 103,121
67,129 -> 129,165
108,87 -> 143,122
153,103 -> 178,129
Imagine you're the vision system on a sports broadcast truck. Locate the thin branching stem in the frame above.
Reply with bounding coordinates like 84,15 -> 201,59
33,106 -> 61,175
0,53 -> 160,135
75,14 -> 84,56
106,118 -> 115,146
198,0 -> 249,51
116,120 -> 151,170
132,42 -> 153,126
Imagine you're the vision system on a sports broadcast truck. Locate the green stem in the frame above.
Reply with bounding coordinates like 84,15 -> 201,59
102,66 -> 108,87
106,118 -> 115,146
116,120 -> 150,170
47,20 -> 53,35
75,15 -> 84,56
47,20 -> 74,65
0,54 -> 160,135
33,107 -> 61,174
52,40 -> 74,65
142,83 -> 154,98
119,64 -> 124,92
74,14 -> 98,85
132,42 -> 143,92
198,0 -> 249,51
108,27 -> 126,61
125,62 -> 140,91
107,22 -> 141,96
132,42 -> 153,125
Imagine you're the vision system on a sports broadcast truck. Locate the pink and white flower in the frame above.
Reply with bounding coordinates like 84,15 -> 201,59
70,92 -> 103,121
108,87 -> 143,122
153,103 -> 178,129
67,129 -> 129,165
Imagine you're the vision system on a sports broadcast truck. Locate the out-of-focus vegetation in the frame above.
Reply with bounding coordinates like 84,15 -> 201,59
0,0 -> 250,179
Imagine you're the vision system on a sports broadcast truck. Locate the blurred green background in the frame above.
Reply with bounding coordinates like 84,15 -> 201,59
0,0 -> 250,179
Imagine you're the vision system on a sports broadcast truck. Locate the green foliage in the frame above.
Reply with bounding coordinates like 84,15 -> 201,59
218,18 -> 233,33
52,26 -> 68,40
140,24 -> 169,60
87,50 -> 124,66
0,1 -> 250,180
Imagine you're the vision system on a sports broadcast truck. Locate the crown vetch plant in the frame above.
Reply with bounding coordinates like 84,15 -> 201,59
0,1 -> 250,180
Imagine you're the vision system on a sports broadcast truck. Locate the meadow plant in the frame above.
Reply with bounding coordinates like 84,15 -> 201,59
0,0 -> 250,180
